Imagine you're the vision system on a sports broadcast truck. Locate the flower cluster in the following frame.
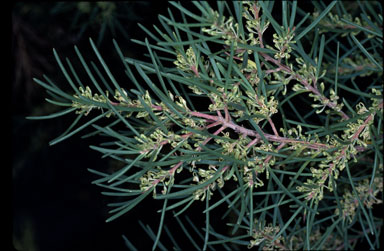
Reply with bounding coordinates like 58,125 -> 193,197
248,221 -> 284,250
316,11 -> 379,38
326,54 -> 379,77
174,46 -> 201,75
335,177 -> 383,223
269,27 -> 296,60
208,86 -> 243,113
245,92 -> 279,123
139,167 -> 175,196
202,11 -> 242,46
192,165 -> 225,201
215,132 -> 249,160
72,86 -> 111,116
297,99 -> 379,202
243,1 -> 270,47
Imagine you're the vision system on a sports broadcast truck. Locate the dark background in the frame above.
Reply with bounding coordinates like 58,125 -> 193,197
11,2 -> 382,251
12,2 -> 183,250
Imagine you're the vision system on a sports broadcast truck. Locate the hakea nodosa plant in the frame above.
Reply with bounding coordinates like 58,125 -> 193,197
29,1 -> 383,250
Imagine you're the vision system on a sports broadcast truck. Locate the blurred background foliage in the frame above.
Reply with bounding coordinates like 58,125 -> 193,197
12,2 -> 174,250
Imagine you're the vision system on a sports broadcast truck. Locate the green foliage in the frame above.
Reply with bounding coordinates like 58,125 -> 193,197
29,1 -> 383,250
49,2 -> 148,45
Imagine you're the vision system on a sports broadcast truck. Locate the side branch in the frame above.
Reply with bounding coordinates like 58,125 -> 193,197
259,52 -> 350,120
190,111 -> 332,150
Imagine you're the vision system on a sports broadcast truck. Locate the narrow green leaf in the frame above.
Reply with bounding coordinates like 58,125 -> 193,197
309,29 -> 320,59
89,38 -> 128,95
268,167 -> 317,214
334,41 -> 340,95
44,98 -> 72,107
161,196 -> 194,212
233,1 -> 245,40
174,214 -> 200,250
152,184 -> 172,251
53,48 -> 81,96
158,14 -> 177,43
133,63 -> 183,117
357,213 -> 375,250
145,38 -> 169,97
350,34 -> 383,71
249,185 -> 254,236
26,107 -> 77,120
282,1 -> 288,30
337,83 -> 376,98
344,162 -> 375,234
203,191 -> 210,251
271,206 -> 303,244
207,234 -> 250,245
90,61 -> 114,95
249,120 -> 270,145
312,217 -> 343,249
294,12 -> 311,32
101,190 -> 142,197
164,225 -> 181,250
259,1 -> 283,37
122,235 -> 138,251
137,23 -> 161,43
191,1 -> 210,18
305,199 -> 317,249
236,43 -> 276,54
50,112 -> 106,146
231,165 -> 246,235
225,41 -> 235,92
289,1 -> 297,29
173,198 -> 195,217
287,99 -> 306,124
131,39 -> 177,55
76,42 -> 141,137
203,187 -> 241,213
253,194 -> 307,214
106,187 -> 154,222
316,34 -> 325,79
66,57 -> 84,89
291,42 -> 317,67
108,154 -> 145,183
138,221 -> 167,251
341,18 -> 383,38
33,77 -> 75,101
296,1 -> 337,40
169,1 -> 207,22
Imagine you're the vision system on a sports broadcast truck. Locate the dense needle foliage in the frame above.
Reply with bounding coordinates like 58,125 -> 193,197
28,1 -> 383,250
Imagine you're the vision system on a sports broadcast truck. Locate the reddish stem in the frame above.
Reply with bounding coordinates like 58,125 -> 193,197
267,117 -> 279,136
190,65 -> 200,77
